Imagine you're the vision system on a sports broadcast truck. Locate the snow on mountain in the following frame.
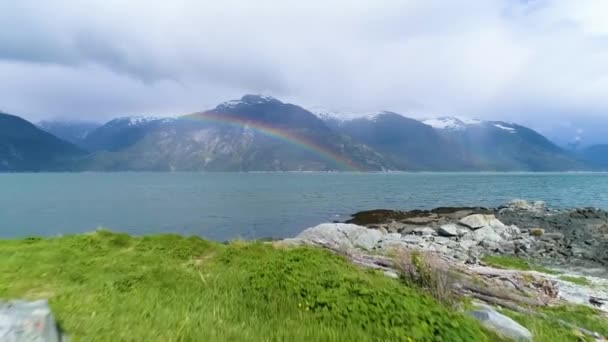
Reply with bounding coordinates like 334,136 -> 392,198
309,107 -> 390,122
493,123 -> 517,133
112,116 -> 175,127
217,95 -> 279,110
422,116 -> 482,130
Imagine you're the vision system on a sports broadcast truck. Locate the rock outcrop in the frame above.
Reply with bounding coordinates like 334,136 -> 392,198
342,200 -> 608,269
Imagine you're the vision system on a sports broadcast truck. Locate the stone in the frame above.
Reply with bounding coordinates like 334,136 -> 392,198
401,235 -> 423,245
385,221 -> 408,233
433,236 -> 453,245
471,225 -> 503,243
385,233 -> 402,240
501,199 -> 547,213
0,299 -> 63,342
541,232 -> 565,241
413,227 -> 436,236
459,214 -> 495,230
498,241 -> 516,253
468,304 -> 532,341
456,227 -> 471,236
295,223 -> 383,251
438,224 -> 459,237
403,214 -> 438,225
378,239 -> 410,250
458,239 -> 477,251
480,240 -> 500,251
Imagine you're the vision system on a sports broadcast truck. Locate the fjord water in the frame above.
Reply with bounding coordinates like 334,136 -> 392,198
1,172 -> 607,241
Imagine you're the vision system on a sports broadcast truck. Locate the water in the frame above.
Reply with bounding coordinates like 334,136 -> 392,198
1,172 -> 607,240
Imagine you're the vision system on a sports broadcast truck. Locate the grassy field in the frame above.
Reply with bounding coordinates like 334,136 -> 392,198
0,230 -> 491,341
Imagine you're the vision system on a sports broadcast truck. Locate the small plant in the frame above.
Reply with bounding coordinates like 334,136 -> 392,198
395,249 -> 459,306
530,228 -> 545,237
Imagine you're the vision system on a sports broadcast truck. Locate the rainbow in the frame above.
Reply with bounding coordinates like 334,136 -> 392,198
183,112 -> 361,171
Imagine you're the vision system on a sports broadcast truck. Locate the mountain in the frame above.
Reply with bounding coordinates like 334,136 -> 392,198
423,117 -> 584,171
318,111 -> 471,170
579,144 -> 608,170
81,116 -> 176,152
81,96 -> 393,171
0,112 -> 85,171
37,120 -> 101,148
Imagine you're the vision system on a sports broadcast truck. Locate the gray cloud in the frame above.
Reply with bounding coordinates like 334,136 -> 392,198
1,0 -> 608,144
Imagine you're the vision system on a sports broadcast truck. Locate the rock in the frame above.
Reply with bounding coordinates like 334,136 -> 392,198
413,227 -> 436,236
438,224 -> 459,237
471,225 -> 503,243
433,236 -> 453,246
468,304 -> 532,341
530,228 -> 544,237
541,232 -> 565,241
0,299 -> 63,342
385,221 -> 408,233
458,239 -> 477,251
403,215 -> 438,225
459,214 -> 495,230
401,235 -> 422,245
480,240 -> 500,251
295,223 -> 383,251
385,232 -> 402,240
501,199 -> 547,213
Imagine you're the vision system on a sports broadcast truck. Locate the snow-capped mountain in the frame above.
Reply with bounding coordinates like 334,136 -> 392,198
422,117 -> 582,170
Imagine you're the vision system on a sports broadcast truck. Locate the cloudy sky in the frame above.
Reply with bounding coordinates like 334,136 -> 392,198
1,0 -> 608,144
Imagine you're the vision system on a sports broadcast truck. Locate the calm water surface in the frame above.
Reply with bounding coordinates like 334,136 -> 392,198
1,172 -> 607,240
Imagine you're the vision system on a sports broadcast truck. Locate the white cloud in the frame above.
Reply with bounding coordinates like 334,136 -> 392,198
1,0 -> 608,137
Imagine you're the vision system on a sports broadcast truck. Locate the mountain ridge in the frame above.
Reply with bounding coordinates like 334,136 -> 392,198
14,95 -> 598,172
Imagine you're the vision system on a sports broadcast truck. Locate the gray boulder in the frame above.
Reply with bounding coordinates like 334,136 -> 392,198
468,304 -> 532,341
295,223 -> 383,251
471,226 -> 503,243
437,224 -> 459,237
460,214 -> 495,230
0,299 -> 63,342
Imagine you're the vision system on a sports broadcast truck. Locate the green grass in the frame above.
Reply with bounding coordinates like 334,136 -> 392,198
503,305 -> 608,342
558,275 -> 591,286
481,255 -> 561,274
0,230 -> 492,341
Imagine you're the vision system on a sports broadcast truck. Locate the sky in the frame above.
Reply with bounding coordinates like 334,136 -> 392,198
1,0 -> 608,145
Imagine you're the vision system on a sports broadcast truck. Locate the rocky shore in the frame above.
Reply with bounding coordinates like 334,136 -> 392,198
284,200 -> 608,340
334,199 -> 608,270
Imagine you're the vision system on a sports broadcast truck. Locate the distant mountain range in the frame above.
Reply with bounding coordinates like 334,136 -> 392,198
0,95 -> 603,172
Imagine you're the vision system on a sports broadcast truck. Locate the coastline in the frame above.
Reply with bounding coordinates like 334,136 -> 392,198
2,200 -> 608,340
